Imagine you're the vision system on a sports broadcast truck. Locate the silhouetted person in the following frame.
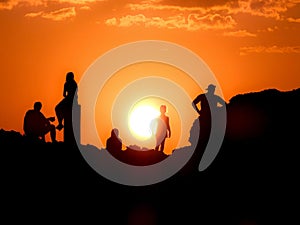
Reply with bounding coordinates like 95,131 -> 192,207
55,72 -> 78,131
155,105 -> 171,152
106,128 -> 122,152
192,84 -> 226,118
23,101 -> 56,143
192,84 -> 226,144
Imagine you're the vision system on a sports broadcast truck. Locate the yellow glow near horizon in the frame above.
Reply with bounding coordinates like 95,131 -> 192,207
94,61 -> 200,154
128,104 -> 160,141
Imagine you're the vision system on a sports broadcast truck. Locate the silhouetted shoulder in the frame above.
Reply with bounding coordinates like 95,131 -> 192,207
193,93 -> 206,102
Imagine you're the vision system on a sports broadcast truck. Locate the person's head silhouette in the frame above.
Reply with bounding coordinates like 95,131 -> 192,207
66,72 -> 74,82
160,105 -> 166,114
112,128 -> 119,138
206,84 -> 216,94
34,102 -> 42,111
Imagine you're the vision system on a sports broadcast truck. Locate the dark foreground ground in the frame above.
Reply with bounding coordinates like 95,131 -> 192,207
1,88 -> 299,224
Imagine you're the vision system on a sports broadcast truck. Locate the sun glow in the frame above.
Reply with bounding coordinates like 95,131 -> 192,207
128,104 -> 160,140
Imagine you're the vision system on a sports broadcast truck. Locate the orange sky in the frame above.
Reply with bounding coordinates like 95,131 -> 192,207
94,61 -> 201,154
1,0 -> 300,144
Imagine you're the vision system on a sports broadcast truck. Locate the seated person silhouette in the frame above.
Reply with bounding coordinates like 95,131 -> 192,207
55,72 -> 78,131
155,105 -> 171,152
192,84 -> 226,140
23,101 -> 56,143
106,128 -> 122,153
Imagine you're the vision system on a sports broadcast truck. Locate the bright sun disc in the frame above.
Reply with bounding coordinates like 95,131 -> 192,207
129,105 -> 160,140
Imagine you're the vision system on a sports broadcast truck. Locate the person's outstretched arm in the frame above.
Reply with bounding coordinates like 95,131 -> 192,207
192,95 -> 202,115
217,95 -> 226,107
40,112 -> 50,126
47,117 -> 55,122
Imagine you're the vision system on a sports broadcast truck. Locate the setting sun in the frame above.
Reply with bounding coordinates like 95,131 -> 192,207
0,0 -> 298,220
128,104 -> 160,141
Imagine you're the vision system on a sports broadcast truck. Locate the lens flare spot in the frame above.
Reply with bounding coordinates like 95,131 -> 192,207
128,105 -> 160,140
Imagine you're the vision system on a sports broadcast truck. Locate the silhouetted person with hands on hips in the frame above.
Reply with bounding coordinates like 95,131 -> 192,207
155,105 -> 171,152
192,84 -> 226,143
55,72 -> 78,131
23,101 -> 56,143
192,84 -> 226,118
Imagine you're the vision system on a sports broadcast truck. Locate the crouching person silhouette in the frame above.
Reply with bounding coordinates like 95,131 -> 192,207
106,128 -> 122,153
23,101 -> 56,143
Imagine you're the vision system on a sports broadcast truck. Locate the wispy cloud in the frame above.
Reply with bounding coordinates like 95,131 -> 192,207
105,17 -> 118,26
240,45 -> 300,55
102,0 -> 300,32
25,7 -> 76,21
258,26 -> 279,32
0,0 -> 45,10
266,26 -> 279,32
105,13 -> 237,31
106,14 -> 186,29
24,11 -> 44,18
189,13 -> 237,30
287,17 -> 300,23
223,29 -> 257,37
232,0 -> 299,21
0,0 -> 104,10
56,0 -> 104,4
80,6 -> 91,10
126,0 -> 300,21
127,1 -> 207,13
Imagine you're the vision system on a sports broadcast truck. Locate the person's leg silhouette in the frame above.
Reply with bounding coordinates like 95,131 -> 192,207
55,101 -> 65,131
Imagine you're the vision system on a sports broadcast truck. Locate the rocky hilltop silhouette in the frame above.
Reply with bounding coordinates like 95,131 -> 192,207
1,88 -> 299,224
108,145 -> 169,166
227,88 -> 300,140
